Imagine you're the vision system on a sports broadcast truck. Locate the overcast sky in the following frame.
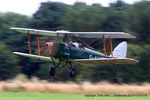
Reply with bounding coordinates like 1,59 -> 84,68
0,0 -> 143,16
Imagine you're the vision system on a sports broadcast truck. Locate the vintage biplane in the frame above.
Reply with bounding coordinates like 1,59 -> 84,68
10,27 -> 138,77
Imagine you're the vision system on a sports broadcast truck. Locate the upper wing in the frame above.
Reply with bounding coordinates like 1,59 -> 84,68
57,31 -> 136,39
11,27 -> 136,39
10,27 -> 57,36
70,58 -> 139,65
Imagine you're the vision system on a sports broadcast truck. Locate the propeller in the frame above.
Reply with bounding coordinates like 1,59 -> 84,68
33,36 -> 57,57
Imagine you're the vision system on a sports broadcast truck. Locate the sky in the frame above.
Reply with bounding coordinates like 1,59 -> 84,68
0,0 -> 143,16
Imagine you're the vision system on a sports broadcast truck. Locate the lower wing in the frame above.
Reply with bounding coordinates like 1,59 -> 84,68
70,58 -> 138,65
13,52 -> 52,61
13,52 -> 138,65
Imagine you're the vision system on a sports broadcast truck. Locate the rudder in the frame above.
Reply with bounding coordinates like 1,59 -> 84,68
112,41 -> 127,58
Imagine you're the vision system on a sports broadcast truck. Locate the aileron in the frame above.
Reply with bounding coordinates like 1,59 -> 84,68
71,58 -> 138,65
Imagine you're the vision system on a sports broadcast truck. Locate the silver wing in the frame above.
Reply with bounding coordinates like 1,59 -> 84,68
70,58 -> 138,65
13,52 -> 138,65
10,27 -> 57,36
11,27 -> 136,39
13,52 -> 52,61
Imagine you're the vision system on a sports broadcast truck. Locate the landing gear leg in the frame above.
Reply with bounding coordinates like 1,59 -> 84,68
69,68 -> 76,77
49,59 -> 61,76
49,67 -> 55,76
68,62 -> 77,77
49,60 -> 77,77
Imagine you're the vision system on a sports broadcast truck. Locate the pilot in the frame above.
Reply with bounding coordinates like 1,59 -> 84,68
79,43 -> 85,49
69,41 -> 76,47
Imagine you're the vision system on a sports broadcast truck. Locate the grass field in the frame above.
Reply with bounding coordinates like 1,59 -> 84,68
1,80 -> 150,95
0,92 -> 149,100
1,75 -> 150,100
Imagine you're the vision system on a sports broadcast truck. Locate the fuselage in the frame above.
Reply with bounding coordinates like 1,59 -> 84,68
48,42 -> 109,61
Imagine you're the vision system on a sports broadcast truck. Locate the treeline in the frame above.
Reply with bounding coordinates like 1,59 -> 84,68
0,0 -> 150,83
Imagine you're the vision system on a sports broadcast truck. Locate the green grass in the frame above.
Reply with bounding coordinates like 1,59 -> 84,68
0,92 -> 149,100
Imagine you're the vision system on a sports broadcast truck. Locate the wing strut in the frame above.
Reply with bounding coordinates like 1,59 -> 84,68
36,35 -> 40,56
109,38 -> 113,58
27,32 -> 32,54
102,35 -> 106,57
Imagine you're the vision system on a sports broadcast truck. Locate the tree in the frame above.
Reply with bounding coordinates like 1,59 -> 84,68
101,0 -> 128,31
30,2 -> 68,30
0,45 -> 20,80
125,1 -> 150,43
63,3 -> 105,31
0,12 -> 31,51
138,45 -> 150,82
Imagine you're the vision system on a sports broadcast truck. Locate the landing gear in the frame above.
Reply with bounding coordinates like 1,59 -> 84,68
49,59 -> 77,77
69,68 -> 76,77
49,67 -> 56,76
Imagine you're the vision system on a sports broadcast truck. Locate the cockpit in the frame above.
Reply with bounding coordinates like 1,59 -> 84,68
69,42 -> 85,49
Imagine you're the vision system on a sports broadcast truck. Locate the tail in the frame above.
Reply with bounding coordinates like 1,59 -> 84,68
111,41 -> 127,58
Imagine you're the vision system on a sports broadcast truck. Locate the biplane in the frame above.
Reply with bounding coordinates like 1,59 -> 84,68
10,27 -> 138,77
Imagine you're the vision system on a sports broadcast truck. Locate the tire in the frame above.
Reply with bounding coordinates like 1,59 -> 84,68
69,68 -> 76,77
49,67 -> 56,76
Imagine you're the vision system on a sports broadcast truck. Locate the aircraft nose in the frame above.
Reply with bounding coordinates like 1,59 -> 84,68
46,42 -> 53,47
45,42 -> 53,55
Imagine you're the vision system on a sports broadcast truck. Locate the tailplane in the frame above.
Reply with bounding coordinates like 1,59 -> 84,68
112,41 -> 127,58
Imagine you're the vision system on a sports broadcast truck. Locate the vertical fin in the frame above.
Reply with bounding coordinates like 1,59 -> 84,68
112,41 -> 127,58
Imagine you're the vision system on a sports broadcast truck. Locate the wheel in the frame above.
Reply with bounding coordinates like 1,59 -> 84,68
69,68 -> 76,77
49,67 -> 56,76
